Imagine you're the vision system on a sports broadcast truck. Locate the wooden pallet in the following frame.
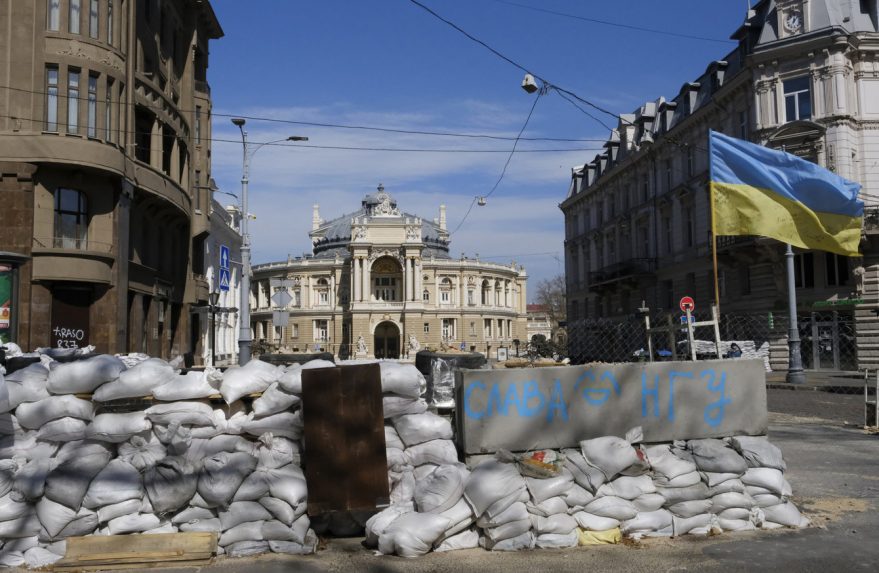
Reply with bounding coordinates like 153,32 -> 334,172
52,532 -> 217,572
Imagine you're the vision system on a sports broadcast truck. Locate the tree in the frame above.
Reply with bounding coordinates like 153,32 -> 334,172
534,274 -> 566,327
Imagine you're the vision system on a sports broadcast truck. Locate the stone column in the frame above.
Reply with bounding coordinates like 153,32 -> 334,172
353,257 -> 361,302
363,260 -> 371,302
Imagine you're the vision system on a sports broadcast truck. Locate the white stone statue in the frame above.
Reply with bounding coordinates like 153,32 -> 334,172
357,335 -> 368,355
408,334 -> 420,353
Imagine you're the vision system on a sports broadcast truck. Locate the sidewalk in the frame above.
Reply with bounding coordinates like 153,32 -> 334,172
765,370 -> 865,392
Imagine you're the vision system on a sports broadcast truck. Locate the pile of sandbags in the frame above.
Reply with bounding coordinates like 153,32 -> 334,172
0,353 -> 323,567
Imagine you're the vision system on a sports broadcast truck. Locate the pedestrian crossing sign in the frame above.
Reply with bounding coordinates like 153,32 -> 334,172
219,268 -> 231,292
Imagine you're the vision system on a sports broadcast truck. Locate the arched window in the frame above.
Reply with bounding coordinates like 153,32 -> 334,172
54,188 -> 88,248
315,277 -> 329,306
439,277 -> 453,304
481,279 -> 490,305
422,289 -> 430,302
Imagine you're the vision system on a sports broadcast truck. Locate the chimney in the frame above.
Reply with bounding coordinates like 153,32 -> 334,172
312,204 -> 320,231
439,204 -> 447,231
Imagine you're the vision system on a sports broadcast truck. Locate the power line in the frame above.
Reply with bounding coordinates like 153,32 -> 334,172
484,0 -> 735,45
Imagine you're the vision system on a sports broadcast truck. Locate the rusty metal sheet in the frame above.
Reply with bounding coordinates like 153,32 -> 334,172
302,363 -> 388,515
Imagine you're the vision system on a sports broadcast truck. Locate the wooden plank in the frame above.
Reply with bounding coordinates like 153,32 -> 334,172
55,532 -> 216,570
54,557 -> 213,572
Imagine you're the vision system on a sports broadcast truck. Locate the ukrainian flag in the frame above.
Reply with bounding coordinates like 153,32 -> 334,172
709,130 -> 863,256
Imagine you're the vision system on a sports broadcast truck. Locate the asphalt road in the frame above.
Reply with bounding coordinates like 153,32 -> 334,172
766,387 -> 865,426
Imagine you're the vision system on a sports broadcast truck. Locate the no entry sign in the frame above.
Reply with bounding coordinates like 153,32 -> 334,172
679,296 -> 695,313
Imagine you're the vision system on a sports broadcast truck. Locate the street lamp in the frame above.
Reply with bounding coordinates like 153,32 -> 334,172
209,291 -> 220,367
231,117 -> 308,365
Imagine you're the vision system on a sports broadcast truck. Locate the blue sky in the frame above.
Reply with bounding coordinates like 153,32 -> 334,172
208,1 -> 747,300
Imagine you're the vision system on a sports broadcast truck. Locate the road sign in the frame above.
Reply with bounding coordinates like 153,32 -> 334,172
679,296 -> 695,313
218,268 -> 231,292
680,315 -> 695,324
220,245 -> 230,270
272,310 -> 289,327
271,289 -> 293,308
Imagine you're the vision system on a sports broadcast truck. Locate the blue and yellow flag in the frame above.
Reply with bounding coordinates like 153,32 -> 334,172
709,130 -> 863,256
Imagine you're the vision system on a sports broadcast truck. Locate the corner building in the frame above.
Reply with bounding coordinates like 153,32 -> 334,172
0,1 -> 222,357
251,186 -> 528,359
561,0 -> 879,370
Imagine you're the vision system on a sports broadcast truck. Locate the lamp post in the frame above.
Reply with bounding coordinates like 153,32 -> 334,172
231,117 -> 308,365
209,291 -> 220,367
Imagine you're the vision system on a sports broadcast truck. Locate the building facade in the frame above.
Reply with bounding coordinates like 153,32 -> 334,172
251,186 -> 528,359
0,0 -> 222,358
561,0 -> 879,370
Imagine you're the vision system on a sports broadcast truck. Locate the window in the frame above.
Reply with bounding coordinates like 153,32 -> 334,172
467,289 -> 474,305
105,77 -> 113,141
783,76 -> 811,121
642,174 -> 649,201
107,0 -> 113,45
422,289 -> 429,302
825,253 -> 849,286
423,322 -> 430,334
316,278 -> 330,305
374,276 -> 396,301
293,289 -> 301,307
48,0 -> 61,30
469,321 -> 476,336
87,73 -> 97,137
484,319 -> 492,339
794,252 -> 815,288
46,67 -> 59,131
313,320 -> 328,341
54,188 -> 88,248
684,206 -> 694,247
663,215 -> 672,254
67,70 -> 80,133
291,323 -> 299,338
442,318 -> 456,340
195,106 -> 201,144
440,278 -> 452,304
273,326 -> 282,342
481,280 -> 490,305
89,0 -> 99,38
69,0 -> 81,33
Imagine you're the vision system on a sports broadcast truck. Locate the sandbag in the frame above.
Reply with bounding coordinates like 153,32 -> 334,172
393,412 -> 452,446
434,528 -> 479,552
82,459 -> 143,509
255,433 -> 300,469
220,360 -> 283,404
93,358 -> 176,401
383,395 -> 428,418
15,395 -> 94,429
645,444 -> 697,479
97,499 -> 142,523
741,467 -> 786,495
378,512 -> 451,557
405,439 -> 458,467
118,434 -> 166,470
562,483 -> 595,508
531,513 -> 577,535
252,382 -> 300,418
179,518 -> 222,532
0,536 -> 38,568
415,464 -> 464,514
36,498 -> 85,539
561,448 -> 607,492
172,506 -> 216,525
144,401 -> 216,427
276,364 -> 304,394
476,501 -> 528,529
0,512 -> 41,539
152,369 -> 221,401
153,421 -> 192,455
4,364 -> 50,408
632,493 -> 666,512
219,501 -> 273,531
573,511 -> 620,531
43,442 -> 112,510
667,499 -> 713,518
385,425 -> 405,450
219,520 -> 266,546
0,493 -> 33,522
710,492 -> 755,514
526,496 -> 568,517
198,452 -> 258,508
259,497 -> 297,526
762,501 -> 809,527
482,517 -> 531,543
46,354 -> 126,394
653,470 -> 701,488
672,513 -> 718,536
107,513 -> 162,534
535,530 -> 579,549
268,536 -> 317,555
580,435 -> 640,480
379,362 -> 426,398
242,410 -> 302,440
656,482 -> 710,505
463,459 -> 526,517
226,540 -> 270,556
233,469 -> 271,502
596,474 -> 656,500
36,417 -> 87,442
685,439 -> 748,474
583,496 -> 637,521
436,498 -> 474,541
524,468 -> 574,504
479,530 -> 534,551
483,488 -> 529,523
729,435 -> 786,471
621,509 -> 673,536
23,546 -> 63,568
143,456 -> 198,514
13,458 -> 53,501
365,504 -> 412,548
267,464 -> 308,509
86,412 -> 152,443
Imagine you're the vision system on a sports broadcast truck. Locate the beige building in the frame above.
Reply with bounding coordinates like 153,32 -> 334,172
0,0 -> 222,358
561,0 -> 879,370
251,186 -> 528,359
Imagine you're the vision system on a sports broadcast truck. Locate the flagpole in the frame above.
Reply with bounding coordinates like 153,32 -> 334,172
708,133 -> 721,315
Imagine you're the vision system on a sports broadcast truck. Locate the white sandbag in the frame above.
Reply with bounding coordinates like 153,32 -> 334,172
673,513 -> 718,536
82,459 -> 143,509
741,467 -> 786,495
219,520 -> 265,546
36,417 -> 87,442
24,546 -> 63,568
535,529 -> 579,549
118,434 -> 166,470
524,468 -> 574,504
729,435 -> 786,471
415,464 -> 464,514
573,511 -> 620,531
434,528 -> 479,552
479,530 -> 534,551
4,363 -> 50,408
387,448 -> 408,471
234,469 -> 271,502
632,492 -> 666,513
653,470 -> 701,488
107,513 -> 162,534
377,512 -> 450,557
685,439 -> 748,474
718,507 -> 752,520
143,456 -> 198,514
153,421 -> 192,456
383,395 -> 428,418
219,501 -> 273,531
385,425 -> 405,450
198,451 -> 258,508
414,462 -> 439,479
379,362 -> 426,398
0,536 -> 38,568
484,517 -> 533,544
267,464 -> 308,509
259,497 -> 296,527
12,458 -> 53,502
261,519 -> 305,543
15,395 -> 94,429
0,493 -> 33,523
526,496 -> 568,517
710,492 -> 755,514
255,433 -> 300,469
463,459 -> 526,517
269,535 -> 317,555
580,435 -> 640,480
226,540 -> 269,556
531,513 -> 577,535
97,499 -> 141,523
276,364 -> 303,394
145,401 -> 216,427
583,495 -> 637,521
667,499 -> 713,518
46,354 -> 126,394
87,412 -> 152,443
701,471 -> 742,488
44,442 -> 112,510
0,512 -> 40,538
393,412 -> 452,447
179,518 -> 222,532
405,439 -> 458,467
752,493 -> 784,508
656,482 -> 710,505
189,435 -> 254,460
93,358 -> 176,401
483,488 -> 529,523
172,506 -> 216,525
252,382 -> 301,418
561,449 -> 606,492
365,503 -> 413,547
152,369 -> 221,401
0,459 -> 17,498
436,498 -> 474,541
476,501 -> 528,529
35,497 -> 80,538
242,411 -> 302,440
707,478 -> 746,496
562,483 -> 595,508
596,475 -> 656,500
718,517 -> 757,532
621,509 -> 673,536
645,444 -> 697,479
219,360 -> 283,404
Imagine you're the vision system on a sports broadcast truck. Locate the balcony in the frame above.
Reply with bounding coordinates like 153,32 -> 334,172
31,237 -> 115,284
716,235 -> 759,249
588,258 -> 656,292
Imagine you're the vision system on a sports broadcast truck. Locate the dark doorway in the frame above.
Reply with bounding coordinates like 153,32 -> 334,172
51,286 -> 92,349
373,321 -> 400,359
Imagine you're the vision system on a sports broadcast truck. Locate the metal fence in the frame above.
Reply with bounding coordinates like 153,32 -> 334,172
564,309 -> 858,374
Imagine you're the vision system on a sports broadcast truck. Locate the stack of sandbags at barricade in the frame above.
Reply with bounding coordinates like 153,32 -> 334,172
0,354 -> 324,567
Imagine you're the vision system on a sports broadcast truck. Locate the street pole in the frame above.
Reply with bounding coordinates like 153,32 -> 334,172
786,243 -> 805,384
210,302 -> 217,367
232,118 -> 252,366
